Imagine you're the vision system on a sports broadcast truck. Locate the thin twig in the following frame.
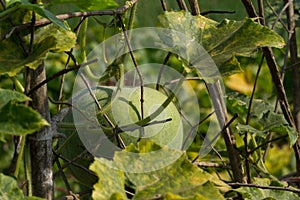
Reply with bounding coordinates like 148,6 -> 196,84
263,1 -> 293,161
265,0 -> 289,31
48,97 -> 96,124
29,11 -> 36,54
241,0 -> 300,175
54,159 -> 72,193
182,111 -> 215,150
176,0 -> 188,11
53,150 -> 97,178
257,0 -> 265,25
57,17 -> 86,111
244,55 -> 264,183
284,0 -> 300,136
201,10 -> 235,15
202,113 -> 239,154
228,182 -> 300,194
249,134 -> 287,155
156,52 -> 172,90
194,161 -> 231,169
192,113 -> 239,162
188,0 -> 200,15
117,14 -> 145,138
206,81 -> 244,183
163,77 -> 202,86
26,59 -> 98,96
0,0 -> 6,9
160,0 -> 168,11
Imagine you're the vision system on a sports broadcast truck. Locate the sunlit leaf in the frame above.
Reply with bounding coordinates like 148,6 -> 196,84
91,139 -> 229,200
126,151 -> 227,200
90,158 -> 127,200
122,140 -> 228,199
225,73 -> 254,94
50,0 -> 118,11
265,144 -> 295,177
158,11 -> 285,76
0,103 -> 49,136
0,173 -> 44,200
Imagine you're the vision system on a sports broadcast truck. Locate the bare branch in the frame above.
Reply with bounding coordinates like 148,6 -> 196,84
228,182 -> 300,194
188,0 -> 200,15
176,0 -> 188,11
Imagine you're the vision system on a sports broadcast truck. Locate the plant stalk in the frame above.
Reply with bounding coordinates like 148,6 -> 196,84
284,0 -> 300,134
27,62 -> 53,199
206,81 -> 244,183
241,0 -> 300,176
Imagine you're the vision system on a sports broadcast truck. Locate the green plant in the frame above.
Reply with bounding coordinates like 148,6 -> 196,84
0,0 -> 300,199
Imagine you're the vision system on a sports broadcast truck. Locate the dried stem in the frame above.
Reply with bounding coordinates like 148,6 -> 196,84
156,52 -> 172,90
176,0 -> 188,11
228,182 -> 300,194
284,0 -> 300,135
117,14 -> 145,138
241,0 -> 300,176
188,0 -> 200,15
206,81 -> 244,183
160,0 -> 168,11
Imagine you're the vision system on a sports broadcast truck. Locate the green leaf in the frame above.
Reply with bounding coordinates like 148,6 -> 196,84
158,11 -> 285,76
234,178 -> 300,200
20,1 -> 67,30
226,93 -> 298,146
89,140 -> 229,199
90,158 -> 128,200
0,173 -> 44,200
0,24 -> 76,76
5,0 -> 21,7
0,88 -> 30,109
0,102 -> 49,136
91,139 -> 229,200
126,151 -> 227,200
236,112 -> 298,146
50,0 -> 119,11
32,23 -> 76,53
1,0 -> 67,29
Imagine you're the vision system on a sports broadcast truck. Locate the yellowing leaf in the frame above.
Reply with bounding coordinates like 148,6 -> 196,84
158,11 -> 285,76
225,73 -> 254,94
90,139 -> 229,200
90,158 -> 127,200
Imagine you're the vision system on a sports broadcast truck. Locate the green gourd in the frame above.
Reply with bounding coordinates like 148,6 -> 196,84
58,86 -> 183,186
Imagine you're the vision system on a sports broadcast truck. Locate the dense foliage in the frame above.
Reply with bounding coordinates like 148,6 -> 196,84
0,0 -> 300,199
